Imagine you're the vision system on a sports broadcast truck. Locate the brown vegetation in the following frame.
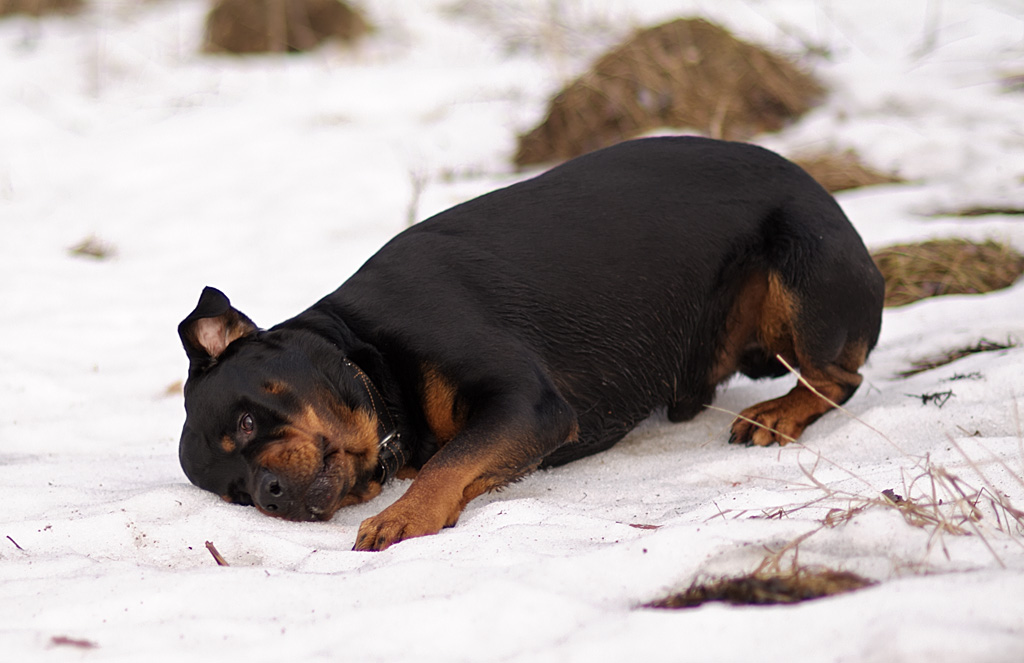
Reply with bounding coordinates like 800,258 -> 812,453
897,338 -> 1017,378
871,238 -> 1024,308
0,0 -> 82,17
646,567 -> 873,608
204,0 -> 369,54
794,150 -> 902,193
515,18 -> 823,168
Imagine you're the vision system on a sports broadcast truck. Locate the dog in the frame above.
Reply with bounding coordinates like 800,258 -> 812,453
177,136 -> 885,551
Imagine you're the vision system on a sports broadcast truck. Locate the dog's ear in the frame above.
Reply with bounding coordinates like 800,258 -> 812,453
178,287 -> 258,369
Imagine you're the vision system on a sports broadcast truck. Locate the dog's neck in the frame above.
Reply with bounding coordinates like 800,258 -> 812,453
342,358 -> 405,483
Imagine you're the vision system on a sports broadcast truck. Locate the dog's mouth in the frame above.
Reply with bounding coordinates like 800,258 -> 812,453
302,449 -> 348,519
250,439 -> 354,522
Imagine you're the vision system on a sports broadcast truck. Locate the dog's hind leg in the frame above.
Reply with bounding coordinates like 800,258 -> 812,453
728,199 -> 885,446
729,328 -> 869,446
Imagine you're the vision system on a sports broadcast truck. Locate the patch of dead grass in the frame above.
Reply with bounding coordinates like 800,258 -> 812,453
897,338 -> 1017,378
872,239 -> 1024,308
705,360 -> 1024,570
934,206 -> 1024,218
0,0 -> 82,17
515,17 -> 823,168
646,566 -> 873,608
793,149 -> 902,193
203,0 -> 369,54
68,235 -> 115,260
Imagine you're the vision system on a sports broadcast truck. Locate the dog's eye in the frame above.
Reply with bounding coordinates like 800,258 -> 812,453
239,413 -> 255,435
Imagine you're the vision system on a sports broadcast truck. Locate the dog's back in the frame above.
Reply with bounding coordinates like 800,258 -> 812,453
321,137 -> 884,462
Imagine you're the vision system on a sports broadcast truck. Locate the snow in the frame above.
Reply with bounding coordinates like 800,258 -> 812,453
2,0 -> 1024,661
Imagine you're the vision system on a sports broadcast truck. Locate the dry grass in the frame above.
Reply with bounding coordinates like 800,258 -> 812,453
514,18 -> 823,168
822,447 -> 1024,566
872,238 -> 1024,308
897,338 -> 1017,378
1000,72 -> 1024,93
702,440 -> 1024,577
205,540 -> 230,566
204,0 -> 369,54
705,359 -> 1024,571
49,635 -> 98,650
68,235 -> 115,260
794,150 -> 902,193
934,206 -> 1024,218
0,0 -> 81,17
648,349 -> 1024,613
646,566 -> 873,608
646,340 -> 1024,608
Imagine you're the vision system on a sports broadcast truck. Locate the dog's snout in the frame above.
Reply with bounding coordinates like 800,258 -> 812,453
255,469 -> 285,512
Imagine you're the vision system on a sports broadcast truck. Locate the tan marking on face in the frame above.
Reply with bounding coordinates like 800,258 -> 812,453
262,381 -> 288,395
319,400 -> 379,460
420,364 -> 467,446
338,480 -> 382,507
254,401 -> 380,501
220,435 -> 236,453
256,428 -> 322,481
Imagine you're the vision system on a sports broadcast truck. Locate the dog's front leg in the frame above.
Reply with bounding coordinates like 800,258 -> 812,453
353,389 -> 576,551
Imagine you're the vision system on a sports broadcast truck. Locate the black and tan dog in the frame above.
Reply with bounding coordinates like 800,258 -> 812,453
178,137 -> 884,551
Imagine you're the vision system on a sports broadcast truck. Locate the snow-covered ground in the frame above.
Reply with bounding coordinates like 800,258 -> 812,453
3,1 -> 1024,661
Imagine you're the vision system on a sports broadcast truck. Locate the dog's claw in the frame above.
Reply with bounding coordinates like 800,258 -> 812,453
353,497 -> 456,551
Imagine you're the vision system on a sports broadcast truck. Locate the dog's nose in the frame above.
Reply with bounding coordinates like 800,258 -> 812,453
254,468 -> 286,513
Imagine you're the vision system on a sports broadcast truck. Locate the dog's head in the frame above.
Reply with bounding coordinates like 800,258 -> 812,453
177,287 -> 387,521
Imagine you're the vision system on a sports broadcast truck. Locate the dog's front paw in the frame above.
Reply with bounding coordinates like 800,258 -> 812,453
352,499 -> 458,551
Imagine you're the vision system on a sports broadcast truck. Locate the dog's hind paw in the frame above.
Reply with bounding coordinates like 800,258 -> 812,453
729,388 -> 826,447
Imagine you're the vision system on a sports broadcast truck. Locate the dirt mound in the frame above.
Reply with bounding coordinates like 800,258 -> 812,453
204,0 -> 369,54
515,18 -> 823,168
794,149 -> 902,193
646,568 -> 873,608
0,0 -> 82,17
872,238 -> 1024,308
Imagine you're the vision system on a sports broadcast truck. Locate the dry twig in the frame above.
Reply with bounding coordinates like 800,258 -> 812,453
205,541 -> 230,567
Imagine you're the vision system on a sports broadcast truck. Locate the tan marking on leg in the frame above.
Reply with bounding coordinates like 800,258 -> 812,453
757,272 -> 799,363
353,439 -> 527,551
420,364 -> 467,447
727,272 -> 868,446
731,339 -> 870,446
710,271 -> 800,387
395,466 -> 419,480
710,271 -> 769,384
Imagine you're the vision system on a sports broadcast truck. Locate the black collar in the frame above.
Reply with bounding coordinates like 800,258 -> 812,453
342,358 -> 405,483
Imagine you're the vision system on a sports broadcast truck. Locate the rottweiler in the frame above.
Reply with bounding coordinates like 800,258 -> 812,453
178,136 -> 885,551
